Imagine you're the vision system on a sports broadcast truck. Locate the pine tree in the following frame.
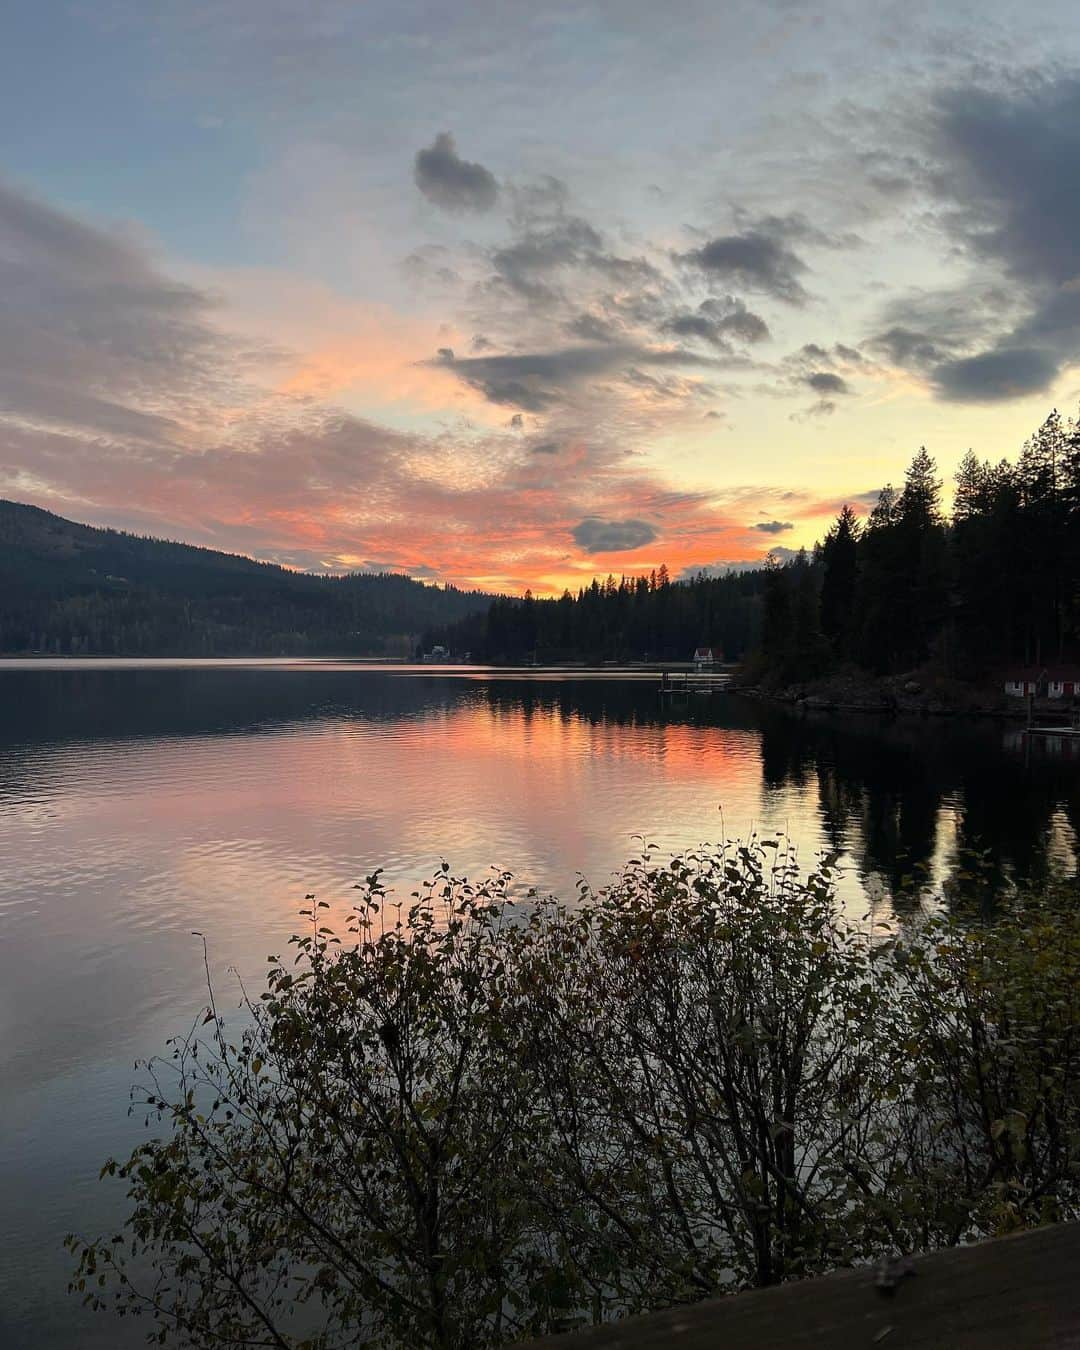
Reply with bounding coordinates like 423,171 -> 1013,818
952,450 -> 986,523
898,447 -> 942,530
760,557 -> 794,674
819,505 -> 859,659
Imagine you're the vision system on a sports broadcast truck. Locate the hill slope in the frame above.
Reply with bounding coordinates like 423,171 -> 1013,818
0,500 -> 494,656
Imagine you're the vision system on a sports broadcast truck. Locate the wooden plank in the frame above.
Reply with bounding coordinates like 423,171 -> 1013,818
518,1223 -> 1080,1349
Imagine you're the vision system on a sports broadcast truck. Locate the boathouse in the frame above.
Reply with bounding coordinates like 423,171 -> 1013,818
1004,666 -> 1080,698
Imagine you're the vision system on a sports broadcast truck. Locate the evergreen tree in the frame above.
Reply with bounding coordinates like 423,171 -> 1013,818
760,556 -> 794,675
819,505 -> 860,659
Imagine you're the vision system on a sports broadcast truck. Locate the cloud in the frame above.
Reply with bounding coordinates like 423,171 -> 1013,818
677,227 -> 810,304
866,325 -> 953,369
873,76 -> 1080,401
751,519 -> 793,533
931,346 -> 1060,401
0,175 -> 236,449
933,81 -> 1080,288
488,213 -> 661,308
699,297 -> 771,344
804,371 -> 850,395
571,517 -> 658,553
414,132 -> 498,213
568,312 -> 622,343
0,173 -> 765,591
429,341 -> 721,411
664,297 -> 771,349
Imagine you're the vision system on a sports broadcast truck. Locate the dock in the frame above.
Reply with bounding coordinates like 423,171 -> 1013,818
518,1221 -> 1080,1349
1022,690 -> 1080,738
658,669 -> 730,698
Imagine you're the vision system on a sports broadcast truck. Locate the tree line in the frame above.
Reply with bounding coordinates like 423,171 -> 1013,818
422,563 -> 767,664
762,408 -> 1080,682
428,406 -> 1080,680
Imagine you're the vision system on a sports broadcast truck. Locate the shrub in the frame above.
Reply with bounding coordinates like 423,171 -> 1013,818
68,846 -> 1080,1348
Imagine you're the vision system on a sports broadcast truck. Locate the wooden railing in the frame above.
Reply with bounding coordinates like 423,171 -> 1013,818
518,1223 -> 1080,1348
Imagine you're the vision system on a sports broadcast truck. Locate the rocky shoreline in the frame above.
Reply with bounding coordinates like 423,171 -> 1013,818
729,669 -> 1029,718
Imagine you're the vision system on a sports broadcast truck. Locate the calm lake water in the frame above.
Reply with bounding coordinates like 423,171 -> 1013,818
2,659 -> 1078,1347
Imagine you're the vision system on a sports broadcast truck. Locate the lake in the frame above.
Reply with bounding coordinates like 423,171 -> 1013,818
1,659 -> 1078,1348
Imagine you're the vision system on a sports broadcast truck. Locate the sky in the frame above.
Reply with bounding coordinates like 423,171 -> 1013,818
5,2 -> 1080,593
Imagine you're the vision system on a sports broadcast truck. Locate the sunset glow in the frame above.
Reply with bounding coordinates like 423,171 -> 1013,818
5,4 -> 1080,592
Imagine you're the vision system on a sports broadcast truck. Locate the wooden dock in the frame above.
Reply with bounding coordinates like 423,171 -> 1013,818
518,1222 -> 1080,1349
658,669 -> 730,697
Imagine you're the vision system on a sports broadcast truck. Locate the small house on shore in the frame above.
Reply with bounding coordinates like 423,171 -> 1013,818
1004,666 -> 1080,698
693,646 -> 717,668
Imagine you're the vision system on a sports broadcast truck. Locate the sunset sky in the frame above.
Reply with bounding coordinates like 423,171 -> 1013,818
6,2 -> 1080,593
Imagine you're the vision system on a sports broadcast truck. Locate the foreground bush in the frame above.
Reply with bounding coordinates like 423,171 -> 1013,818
68,844 -> 1080,1348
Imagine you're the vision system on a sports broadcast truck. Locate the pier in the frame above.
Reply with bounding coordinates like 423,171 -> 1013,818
658,669 -> 730,698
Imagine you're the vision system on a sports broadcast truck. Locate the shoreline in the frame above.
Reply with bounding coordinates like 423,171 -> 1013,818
728,670 -> 1031,719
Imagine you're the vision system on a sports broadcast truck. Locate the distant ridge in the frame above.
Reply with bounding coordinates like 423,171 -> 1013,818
0,499 -> 494,657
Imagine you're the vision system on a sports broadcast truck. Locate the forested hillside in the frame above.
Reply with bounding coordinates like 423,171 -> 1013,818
0,501 -> 493,656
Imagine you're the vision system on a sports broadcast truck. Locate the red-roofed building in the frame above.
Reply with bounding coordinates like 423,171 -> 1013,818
1004,667 -> 1080,698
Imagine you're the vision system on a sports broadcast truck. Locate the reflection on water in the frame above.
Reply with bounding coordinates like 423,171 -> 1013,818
1,662 -> 1077,1347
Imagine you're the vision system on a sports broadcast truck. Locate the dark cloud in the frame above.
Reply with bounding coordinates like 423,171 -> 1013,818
875,77 -> 1080,402
805,371 -> 850,395
934,81 -> 1080,287
572,517 -> 657,553
568,312 -> 622,343
931,346 -> 1060,402
664,297 -> 771,349
866,326 -> 951,368
699,297 -> 771,344
489,214 -> 660,307
734,210 -> 860,252
678,230 -> 809,304
665,312 -> 727,346
414,132 -> 498,213
436,346 -> 455,361
430,342 -> 720,411
751,519 -> 793,534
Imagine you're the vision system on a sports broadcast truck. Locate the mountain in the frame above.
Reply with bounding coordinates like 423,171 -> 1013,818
0,500 -> 495,656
